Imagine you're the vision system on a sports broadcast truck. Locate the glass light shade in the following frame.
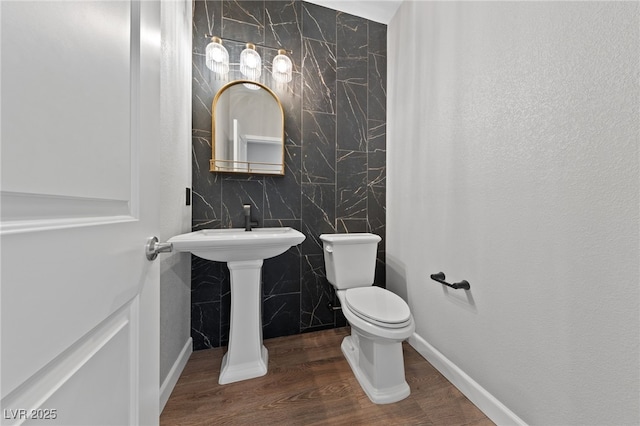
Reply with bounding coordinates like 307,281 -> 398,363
205,37 -> 229,77
272,49 -> 292,83
240,43 -> 262,81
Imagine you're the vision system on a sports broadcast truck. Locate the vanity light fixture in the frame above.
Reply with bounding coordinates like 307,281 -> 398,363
240,43 -> 262,80
272,49 -> 293,83
205,36 -> 229,78
205,35 -> 293,85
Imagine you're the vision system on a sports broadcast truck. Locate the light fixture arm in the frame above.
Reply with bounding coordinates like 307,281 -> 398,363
205,35 -> 293,55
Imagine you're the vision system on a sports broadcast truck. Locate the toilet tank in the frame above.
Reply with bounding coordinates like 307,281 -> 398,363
320,233 -> 381,289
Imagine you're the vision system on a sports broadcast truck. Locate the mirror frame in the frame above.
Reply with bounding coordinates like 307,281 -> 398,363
210,80 -> 285,175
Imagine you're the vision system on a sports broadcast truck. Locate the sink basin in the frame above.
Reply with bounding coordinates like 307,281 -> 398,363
167,227 -> 305,385
168,227 -> 305,262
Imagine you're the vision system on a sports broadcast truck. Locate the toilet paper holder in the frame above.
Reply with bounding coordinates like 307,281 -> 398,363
430,272 -> 471,290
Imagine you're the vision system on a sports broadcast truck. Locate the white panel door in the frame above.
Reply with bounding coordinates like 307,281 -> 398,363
1,1 -> 160,425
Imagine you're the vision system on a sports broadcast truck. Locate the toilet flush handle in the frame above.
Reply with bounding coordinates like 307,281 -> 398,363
325,245 -> 333,254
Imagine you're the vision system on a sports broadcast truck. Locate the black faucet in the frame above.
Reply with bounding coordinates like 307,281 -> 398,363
243,204 -> 258,231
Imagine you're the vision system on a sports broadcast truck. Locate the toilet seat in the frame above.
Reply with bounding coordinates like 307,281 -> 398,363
345,287 -> 411,329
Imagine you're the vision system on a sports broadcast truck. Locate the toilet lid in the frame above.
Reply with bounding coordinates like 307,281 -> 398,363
345,287 -> 411,327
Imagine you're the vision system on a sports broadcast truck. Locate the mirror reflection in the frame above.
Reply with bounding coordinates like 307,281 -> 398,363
210,81 -> 284,175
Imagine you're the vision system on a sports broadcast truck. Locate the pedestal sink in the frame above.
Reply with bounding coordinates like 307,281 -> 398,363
168,227 -> 305,384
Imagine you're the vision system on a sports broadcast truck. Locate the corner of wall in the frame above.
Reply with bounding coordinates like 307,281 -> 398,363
160,337 -> 193,413
408,332 -> 527,426
159,0 -> 193,393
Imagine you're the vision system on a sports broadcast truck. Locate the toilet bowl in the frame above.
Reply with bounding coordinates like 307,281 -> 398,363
320,233 -> 415,404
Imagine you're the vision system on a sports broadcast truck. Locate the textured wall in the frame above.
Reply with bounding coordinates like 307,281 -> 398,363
160,0 -> 192,387
387,2 -> 639,424
191,0 -> 387,350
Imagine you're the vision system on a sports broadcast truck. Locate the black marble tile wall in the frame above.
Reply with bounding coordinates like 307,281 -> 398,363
191,0 -> 387,350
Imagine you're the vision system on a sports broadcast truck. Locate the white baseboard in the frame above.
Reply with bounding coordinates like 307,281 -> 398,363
160,337 -> 192,413
408,333 -> 527,426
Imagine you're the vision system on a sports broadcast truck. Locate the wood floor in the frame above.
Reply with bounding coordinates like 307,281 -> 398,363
161,327 -> 494,425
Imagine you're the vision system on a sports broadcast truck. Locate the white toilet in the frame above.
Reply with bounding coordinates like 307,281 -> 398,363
320,233 -> 415,404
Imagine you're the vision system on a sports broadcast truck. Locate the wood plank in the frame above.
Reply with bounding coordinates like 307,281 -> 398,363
161,327 -> 494,425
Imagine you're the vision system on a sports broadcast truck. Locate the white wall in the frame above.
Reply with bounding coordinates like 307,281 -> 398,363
159,0 -> 192,401
304,0 -> 401,24
387,2 -> 639,425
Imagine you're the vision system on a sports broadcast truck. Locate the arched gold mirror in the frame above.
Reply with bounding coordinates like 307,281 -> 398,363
210,80 -> 285,175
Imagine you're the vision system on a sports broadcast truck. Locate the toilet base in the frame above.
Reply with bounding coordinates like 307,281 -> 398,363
341,334 -> 410,404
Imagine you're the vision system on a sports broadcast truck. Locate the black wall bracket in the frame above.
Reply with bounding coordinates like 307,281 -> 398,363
430,272 -> 471,290
327,301 -> 342,311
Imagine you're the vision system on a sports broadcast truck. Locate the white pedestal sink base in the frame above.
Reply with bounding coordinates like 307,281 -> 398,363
218,259 -> 269,385
167,227 -> 306,384
219,345 -> 268,385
